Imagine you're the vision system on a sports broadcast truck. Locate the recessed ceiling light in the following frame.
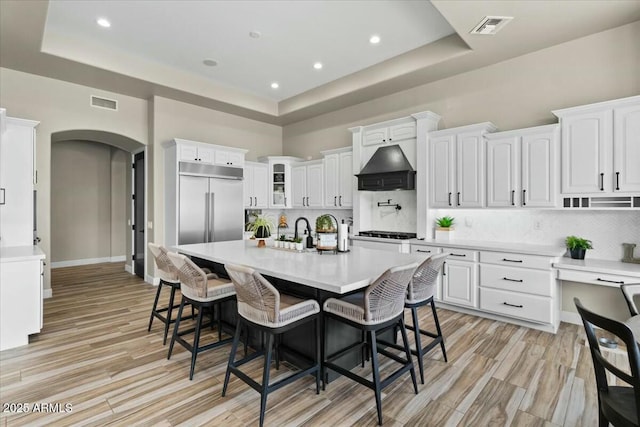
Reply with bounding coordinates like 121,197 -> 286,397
203,59 -> 218,67
313,62 -> 323,70
96,18 -> 111,28
271,82 -> 279,89
249,31 -> 261,39
369,35 -> 381,44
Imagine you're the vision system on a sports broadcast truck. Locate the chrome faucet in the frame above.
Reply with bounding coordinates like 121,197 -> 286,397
294,217 -> 314,248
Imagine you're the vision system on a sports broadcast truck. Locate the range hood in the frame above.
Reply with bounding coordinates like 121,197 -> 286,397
356,145 -> 416,191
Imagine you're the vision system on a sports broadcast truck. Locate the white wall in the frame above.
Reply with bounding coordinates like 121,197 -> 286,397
0,68 -> 148,292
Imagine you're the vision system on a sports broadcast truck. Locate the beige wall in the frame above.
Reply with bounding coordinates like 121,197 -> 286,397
151,96 -> 282,250
51,141 -> 127,262
0,68 -> 148,291
282,21 -> 640,159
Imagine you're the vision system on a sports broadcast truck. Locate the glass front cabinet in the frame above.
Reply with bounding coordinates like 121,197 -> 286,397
258,156 -> 302,209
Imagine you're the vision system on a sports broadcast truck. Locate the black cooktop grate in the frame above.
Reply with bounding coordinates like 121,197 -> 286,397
358,230 -> 417,240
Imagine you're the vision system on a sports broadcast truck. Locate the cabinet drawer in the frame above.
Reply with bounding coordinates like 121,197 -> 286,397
441,248 -> 478,262
480,264 -> 553,296
480,251 -> 553,270
411,245 -> 441,255
557,269 -> 640,287
480,288 -> 553,324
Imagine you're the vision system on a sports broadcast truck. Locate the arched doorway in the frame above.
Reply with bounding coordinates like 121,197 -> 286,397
50,130 -> 145,278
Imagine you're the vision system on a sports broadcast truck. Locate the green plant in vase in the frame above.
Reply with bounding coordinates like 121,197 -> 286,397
435,216 -> 455,240
565,235 -> 593,260
246,214 -> 274,239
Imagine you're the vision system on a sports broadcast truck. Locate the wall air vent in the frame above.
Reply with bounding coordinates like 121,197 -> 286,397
470,16 -> 513,35
90,95 -> 118,111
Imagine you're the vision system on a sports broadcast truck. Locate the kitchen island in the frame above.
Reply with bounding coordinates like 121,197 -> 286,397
174,240 -> 426,380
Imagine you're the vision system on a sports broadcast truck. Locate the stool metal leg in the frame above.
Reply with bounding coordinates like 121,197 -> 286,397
189,307 -> 205,380
399,317 -> 419,395
368,330 -> 383,426
431,301 -> 448,362
163,284 -> 178,345
411,306 -> 425,384
315,317 -> 321,395
222,319 -> 243,397
167,297 -> 186,360
260,333 -> 274,427
148,281 -> 164,332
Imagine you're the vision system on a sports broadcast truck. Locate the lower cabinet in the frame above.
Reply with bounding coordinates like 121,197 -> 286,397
0,248 -> 45,351
410,243 -> 560,333
442,249 -> 478,308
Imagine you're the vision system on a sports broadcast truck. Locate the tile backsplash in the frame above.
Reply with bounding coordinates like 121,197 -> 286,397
429,209 -> 640,261
360,190 -> 417,232
261,209 -> 352,237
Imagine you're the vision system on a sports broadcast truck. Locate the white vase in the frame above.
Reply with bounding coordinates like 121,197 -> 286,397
435,228 -> 455,240
295,242 -> 303,251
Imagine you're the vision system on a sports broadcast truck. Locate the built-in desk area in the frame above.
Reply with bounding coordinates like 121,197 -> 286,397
554,258 -> 640,287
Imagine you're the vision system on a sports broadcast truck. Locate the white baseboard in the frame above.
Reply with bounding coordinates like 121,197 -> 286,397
124,264 -> 133,274
145,274 -> 155,285
43,288 -> 53,299
561,310 -> 582,325
51,256 -> 126,268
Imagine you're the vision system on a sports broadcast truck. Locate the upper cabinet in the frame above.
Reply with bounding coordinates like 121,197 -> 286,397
553,96 -> 640,194
429,123 -> 497,208
258,156 -> 302,209
322,147 -> 353,209
243,161 -> 269,209
485,124 -> 559,208
0,110 -> 39,247
362,122 -> 416,147
175,138 -> 245,167
291,161 -> 324,208
354,117 -> 419,172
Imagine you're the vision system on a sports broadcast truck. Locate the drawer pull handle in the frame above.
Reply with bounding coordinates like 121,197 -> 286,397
451,253 -> 466,257
596,278 -> 624,284
503,277 -> 523,283
416,249 -> 431,253
503,302 -> 523,308
502,258 -> 523,263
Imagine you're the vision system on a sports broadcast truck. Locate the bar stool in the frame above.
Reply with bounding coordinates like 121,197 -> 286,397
397,253 -> 449,384
323,262 -> 419,426
222,264 -> 320,427
148,243 -> 188,345
166,252 -> 236,380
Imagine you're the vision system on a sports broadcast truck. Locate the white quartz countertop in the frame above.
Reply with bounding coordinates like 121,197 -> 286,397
0,245 -> 46,263
409,238 -> 565,257
174,240 -> 425,294
554,257 -> 640,278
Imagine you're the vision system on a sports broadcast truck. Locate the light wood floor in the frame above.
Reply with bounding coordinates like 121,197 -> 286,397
0,262 -> 622,426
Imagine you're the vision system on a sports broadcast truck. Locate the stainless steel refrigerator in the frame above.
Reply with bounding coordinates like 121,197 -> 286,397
178,163 -> 243,245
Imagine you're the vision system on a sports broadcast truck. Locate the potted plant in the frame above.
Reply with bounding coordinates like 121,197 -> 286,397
279,234 -> 286,248
435,216 -> 455,240
566,235 -> 593,260
294,237 -> 303,251
246,214 -> 274,247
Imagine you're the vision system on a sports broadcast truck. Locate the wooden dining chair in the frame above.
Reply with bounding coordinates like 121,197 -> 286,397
574,297 -> 640,427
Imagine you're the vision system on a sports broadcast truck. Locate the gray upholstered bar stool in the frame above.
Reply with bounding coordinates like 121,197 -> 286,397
393,253 -> 448,384
222,264 -> 321,427
166,252 -> 236,380
323,262 -> 419,426
148,243 -> 192,345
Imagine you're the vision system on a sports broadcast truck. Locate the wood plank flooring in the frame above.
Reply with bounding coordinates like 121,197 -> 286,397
0,262 -> 622,426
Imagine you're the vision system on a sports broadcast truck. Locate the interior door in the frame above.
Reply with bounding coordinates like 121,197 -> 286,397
133,152 -> 145,278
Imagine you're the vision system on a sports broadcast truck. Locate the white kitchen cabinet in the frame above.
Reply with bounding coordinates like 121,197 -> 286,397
429,123 -> 497,208
176,138 -> 245,167
243,162 -> 268,208
553,95 -> 640,195
362,122 -> 416,147
486,124 -> 558,208
258,156 -> 303,209
441,249 -> 478,308
322,147 -> 353,208
291,161 -> 323,208
0,111 -> 39,247
0,246 -> 46,351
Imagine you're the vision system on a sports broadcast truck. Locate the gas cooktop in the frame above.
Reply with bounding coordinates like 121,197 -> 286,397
358,230 -> 417,240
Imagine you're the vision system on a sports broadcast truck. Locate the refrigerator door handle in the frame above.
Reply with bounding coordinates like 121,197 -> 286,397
209,192 -> 215,242
204,192 -> 210,243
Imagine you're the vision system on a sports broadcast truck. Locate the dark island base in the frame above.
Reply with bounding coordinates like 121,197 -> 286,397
192,257 -> 394,383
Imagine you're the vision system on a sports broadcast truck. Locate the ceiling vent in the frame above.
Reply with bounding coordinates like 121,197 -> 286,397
470,16 -> 513,35
90,95 -> 118,111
